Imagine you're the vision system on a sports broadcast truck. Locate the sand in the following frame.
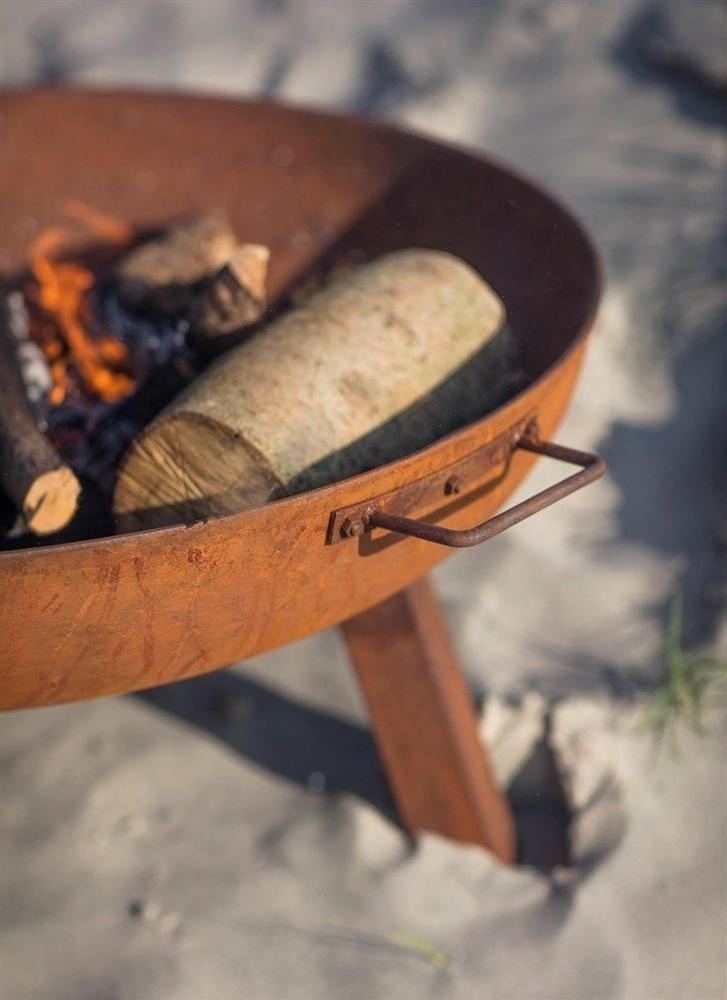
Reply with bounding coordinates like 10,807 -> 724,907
2,1 -> 726,998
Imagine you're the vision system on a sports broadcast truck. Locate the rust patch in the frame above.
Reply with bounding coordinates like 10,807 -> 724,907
40,591 -> 61,614
133,556 -> 149,595
132,555 -> 154,673
187,546 -> 216,567
98,563 -> 121,590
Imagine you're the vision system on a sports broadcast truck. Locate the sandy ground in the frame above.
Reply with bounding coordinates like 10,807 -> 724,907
1,2 -> 726,998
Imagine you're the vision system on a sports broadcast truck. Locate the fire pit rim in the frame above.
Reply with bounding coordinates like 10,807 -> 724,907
0,87 -> 603,708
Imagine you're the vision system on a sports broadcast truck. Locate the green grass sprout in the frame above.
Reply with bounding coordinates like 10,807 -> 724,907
641,593 -> 726,748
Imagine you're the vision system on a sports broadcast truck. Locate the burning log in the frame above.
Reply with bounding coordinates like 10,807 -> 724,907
0,298 -> 81,535
114,210 -> 269,340
113,250 -> 506,531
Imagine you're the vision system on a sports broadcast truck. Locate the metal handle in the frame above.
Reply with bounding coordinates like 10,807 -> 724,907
365,436 -> 606,548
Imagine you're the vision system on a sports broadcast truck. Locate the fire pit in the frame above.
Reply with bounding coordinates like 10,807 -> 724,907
0,89 -> 604,862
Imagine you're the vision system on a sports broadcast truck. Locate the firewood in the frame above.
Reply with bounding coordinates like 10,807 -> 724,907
115,209 -> 237,312
114,210 -> 269,338
190,243 -> 269,340
113,250 -> 506,531
0,298 -> 81,535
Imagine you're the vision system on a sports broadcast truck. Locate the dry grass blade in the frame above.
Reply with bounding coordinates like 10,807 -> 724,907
288,924 -> 452,969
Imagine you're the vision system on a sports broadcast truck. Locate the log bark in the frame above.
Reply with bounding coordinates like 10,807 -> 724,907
113,250 -> 506,531
0,299 -> 81,535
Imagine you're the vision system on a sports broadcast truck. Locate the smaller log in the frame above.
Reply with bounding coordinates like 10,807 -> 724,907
115,209 -> 237,315
114,210 -> 270,339
0,298 -> 81,535
190,243 -> 270,340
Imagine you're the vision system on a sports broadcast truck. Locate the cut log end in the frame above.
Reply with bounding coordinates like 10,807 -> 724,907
114,412 -> 281,532
23,464 -> 82,535
228,244 -> 269,303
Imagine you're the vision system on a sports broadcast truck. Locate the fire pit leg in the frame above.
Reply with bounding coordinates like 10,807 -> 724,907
341,577 -> 516,862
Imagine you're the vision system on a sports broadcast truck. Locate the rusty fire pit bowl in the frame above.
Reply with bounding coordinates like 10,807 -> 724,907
0,88 -> 602,710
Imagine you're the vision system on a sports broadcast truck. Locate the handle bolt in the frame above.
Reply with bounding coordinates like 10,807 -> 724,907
340,517 -> 366,539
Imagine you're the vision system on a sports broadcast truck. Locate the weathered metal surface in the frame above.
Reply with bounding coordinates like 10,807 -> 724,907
0,89 -> 602,710
328,417 -> 530,545
330,423 -> 606,548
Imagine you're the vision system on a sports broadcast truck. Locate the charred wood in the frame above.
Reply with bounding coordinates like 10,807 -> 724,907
0,296 -> 81,535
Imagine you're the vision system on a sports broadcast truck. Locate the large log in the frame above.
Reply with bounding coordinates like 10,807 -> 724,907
113,250 -> 506,531
0,298 -> 81,535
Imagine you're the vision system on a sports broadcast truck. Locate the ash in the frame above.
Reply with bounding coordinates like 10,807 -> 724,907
5,291 -> 52,405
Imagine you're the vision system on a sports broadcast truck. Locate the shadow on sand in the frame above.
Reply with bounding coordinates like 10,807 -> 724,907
138,667 -> 575,875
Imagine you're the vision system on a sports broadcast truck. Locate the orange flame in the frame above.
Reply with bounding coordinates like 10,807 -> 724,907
26,202 -> 136,405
